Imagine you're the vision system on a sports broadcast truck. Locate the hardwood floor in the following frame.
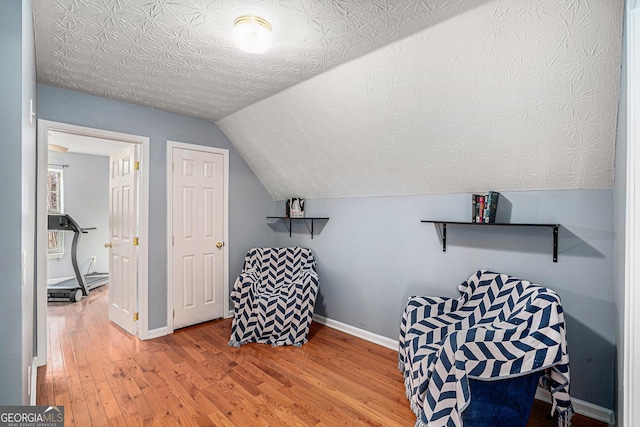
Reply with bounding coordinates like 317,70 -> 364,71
38,285 -> 607,426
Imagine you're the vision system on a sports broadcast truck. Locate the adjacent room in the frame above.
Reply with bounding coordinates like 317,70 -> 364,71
1,0 -> 638,426
46,134 -> 112,304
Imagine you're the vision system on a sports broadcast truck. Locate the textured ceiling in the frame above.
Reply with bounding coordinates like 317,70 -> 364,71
33,0 -> 624,200
219,0 -> 624,199
33,0 -> 484,120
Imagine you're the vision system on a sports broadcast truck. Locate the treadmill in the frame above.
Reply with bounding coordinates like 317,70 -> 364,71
47,214 -> 109,302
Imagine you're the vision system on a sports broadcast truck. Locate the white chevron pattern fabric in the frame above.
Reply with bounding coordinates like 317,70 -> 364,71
398,270 -> 573,427
228,247 -> 319,348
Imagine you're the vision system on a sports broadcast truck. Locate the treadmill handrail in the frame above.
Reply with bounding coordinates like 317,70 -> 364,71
47,214 -> 94,296
48,214 -> 96,233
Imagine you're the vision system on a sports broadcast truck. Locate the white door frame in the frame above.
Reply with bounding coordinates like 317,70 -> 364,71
625,2 -> 640,425
36,120 -> 150,365
166,140 -> 230,334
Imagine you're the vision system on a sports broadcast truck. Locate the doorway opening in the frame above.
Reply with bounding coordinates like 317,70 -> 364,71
36,120 -> 150,366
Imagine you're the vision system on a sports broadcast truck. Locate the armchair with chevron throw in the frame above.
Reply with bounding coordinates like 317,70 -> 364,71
398,270 -> 573,427
228,247 -> 319,348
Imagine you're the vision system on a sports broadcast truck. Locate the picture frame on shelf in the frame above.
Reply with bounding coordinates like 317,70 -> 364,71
289,197 -> 305,218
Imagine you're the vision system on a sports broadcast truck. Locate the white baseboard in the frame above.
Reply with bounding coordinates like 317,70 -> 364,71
312,314 -> 398,351
314,314 -> 615,426
145,326 -> 168,340
29,357 -> 37,405
535,387 -> 615,426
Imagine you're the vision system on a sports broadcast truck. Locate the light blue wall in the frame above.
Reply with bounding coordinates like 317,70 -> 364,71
274,190 -> 615,409
0,0 -> 25,406
37,84 -> 275,329
614,2 -> 629,423
47,152 -> 110,278
0,0 -> 36,405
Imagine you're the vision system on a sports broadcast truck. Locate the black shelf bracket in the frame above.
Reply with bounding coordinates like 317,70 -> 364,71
267,217 -> 330,239
553,225 -> 558,262
422,221 -> 560,263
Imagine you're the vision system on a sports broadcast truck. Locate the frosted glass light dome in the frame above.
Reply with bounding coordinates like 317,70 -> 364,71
232,15 -> 273,54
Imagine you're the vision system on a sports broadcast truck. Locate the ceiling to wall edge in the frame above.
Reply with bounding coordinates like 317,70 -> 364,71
268,186 -> 616,203
216,1 -> 622,202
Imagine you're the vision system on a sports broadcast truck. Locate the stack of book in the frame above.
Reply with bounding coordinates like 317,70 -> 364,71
472,191 -> 500,223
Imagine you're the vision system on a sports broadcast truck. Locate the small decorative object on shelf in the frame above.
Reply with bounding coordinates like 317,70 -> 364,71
472,191 -> 500,223
289,197 -> 305,218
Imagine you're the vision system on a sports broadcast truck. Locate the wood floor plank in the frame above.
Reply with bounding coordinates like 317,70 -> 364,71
94,379 -> 123,420
204,406 -> 239,427
107,414 -> 128,427
65,375 -> 93,427
197,385 -> 237,421
37,285 -> 607,427
53,391 -> 74,424
36,364 -> 54,404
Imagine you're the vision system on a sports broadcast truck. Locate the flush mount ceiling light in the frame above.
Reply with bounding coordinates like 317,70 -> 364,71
232,15 -> 273,54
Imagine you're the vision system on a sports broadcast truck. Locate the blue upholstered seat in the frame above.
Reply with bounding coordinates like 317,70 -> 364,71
463,372 -> 542,427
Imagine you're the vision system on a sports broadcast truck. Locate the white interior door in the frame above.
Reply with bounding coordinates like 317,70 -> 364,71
108,145 -> 138,334
172,147 -> 225,329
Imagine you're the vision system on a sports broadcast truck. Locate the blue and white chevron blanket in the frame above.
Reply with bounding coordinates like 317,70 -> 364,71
398,270 -> 572,427
228,247 -> 319,348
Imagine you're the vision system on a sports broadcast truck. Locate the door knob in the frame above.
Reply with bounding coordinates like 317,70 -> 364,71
104,243 -> 112,248
216,242 -> 224,248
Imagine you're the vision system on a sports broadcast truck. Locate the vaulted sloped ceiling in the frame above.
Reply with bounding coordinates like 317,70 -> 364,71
218,0 -> 624,200
33,0 -> 624,201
